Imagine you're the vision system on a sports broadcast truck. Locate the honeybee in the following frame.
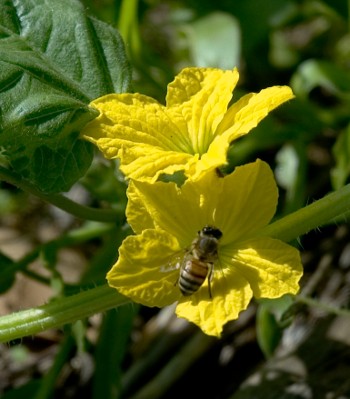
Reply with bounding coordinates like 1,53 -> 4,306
178,225 -> 222,298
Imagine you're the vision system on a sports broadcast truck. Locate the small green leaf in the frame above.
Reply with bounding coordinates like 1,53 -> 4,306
0,0 -> 131,193
256,304 -> 282,358
275,143 -> 307,214
256,295 -> 295,358
275,144 -> 300,190
0,252 -> 16,293
291,59 -> 350,101
184,12 -> 241,69
331,124 -> 350,190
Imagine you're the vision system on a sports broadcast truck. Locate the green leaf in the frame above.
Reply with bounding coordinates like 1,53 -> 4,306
0,0 -> 131,193
256,295 -> 295,358
331,123 -> 350,190
256,304 -> 282,359
291,59 -> 350,101
0,252 -> 16,293
184,11 -> 241,69
275,143 -> 307,214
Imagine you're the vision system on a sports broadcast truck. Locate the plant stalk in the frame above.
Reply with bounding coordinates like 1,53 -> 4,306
0,285 -> 129,343
259,184 -> 350,242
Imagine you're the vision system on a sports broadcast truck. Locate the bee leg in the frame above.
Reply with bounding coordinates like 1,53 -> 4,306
207,263 -> 214,299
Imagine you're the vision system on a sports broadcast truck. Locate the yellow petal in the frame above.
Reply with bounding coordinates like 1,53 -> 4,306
81,93 -> 195,181
119,146 -> 196,183
175,270 -> 252,337
125,180 -> 156,234
166,67 -> 239,154
81,74 -> 294,183
126,178 -> 207,247
186,133 -> 229,181
216,86 -> 295,142
83,93 -> 176,151
214,160 -> 278,244
126,160 -> 278,247
107,229 -> 182,307
230,237 -> 303,299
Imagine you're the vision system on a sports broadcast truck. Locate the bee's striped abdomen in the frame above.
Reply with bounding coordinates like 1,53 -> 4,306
178,258 -> 209,296
178,225 -> 222,298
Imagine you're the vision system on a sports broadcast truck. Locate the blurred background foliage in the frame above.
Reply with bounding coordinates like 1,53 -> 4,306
1,0 -> 350,398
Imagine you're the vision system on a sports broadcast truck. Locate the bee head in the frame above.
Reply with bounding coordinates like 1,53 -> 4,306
200,225 -> 222,240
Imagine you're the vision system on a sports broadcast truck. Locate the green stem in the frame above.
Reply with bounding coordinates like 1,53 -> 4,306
0,166 -> 124,223
296,296 -> 350,318
1,185 -> 350,343
0,285 -> 129,343
118,0 -> 139,52
259,183 -> 350,242
117,0 -> 165,93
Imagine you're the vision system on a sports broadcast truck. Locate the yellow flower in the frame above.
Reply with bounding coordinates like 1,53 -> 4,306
82,67 -> 294,182
107,160 -> 303,336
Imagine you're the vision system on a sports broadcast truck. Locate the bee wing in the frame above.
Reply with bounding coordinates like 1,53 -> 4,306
159,250 -> 187,274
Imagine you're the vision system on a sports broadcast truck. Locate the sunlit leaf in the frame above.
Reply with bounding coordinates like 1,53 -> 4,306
0,0 -> 131,193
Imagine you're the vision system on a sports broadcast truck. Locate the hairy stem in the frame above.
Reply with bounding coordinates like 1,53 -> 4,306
1,185 -> 350,342
260,184 -> 350,242
0,285 -> 129,343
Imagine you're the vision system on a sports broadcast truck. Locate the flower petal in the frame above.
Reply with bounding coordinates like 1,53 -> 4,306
214,160 -> 278,244
186,133 -> 229,181
119,146 -> 196,183
176,270 -> 252,337
230,237 -> 303,299
216,86 -> 294,142
107,229 -> 182,307
126,160 -> 278,246
125,180 -> 156,234
166,67 -> 239,154
125,178 -> 209,247
81,93 -> 195,181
